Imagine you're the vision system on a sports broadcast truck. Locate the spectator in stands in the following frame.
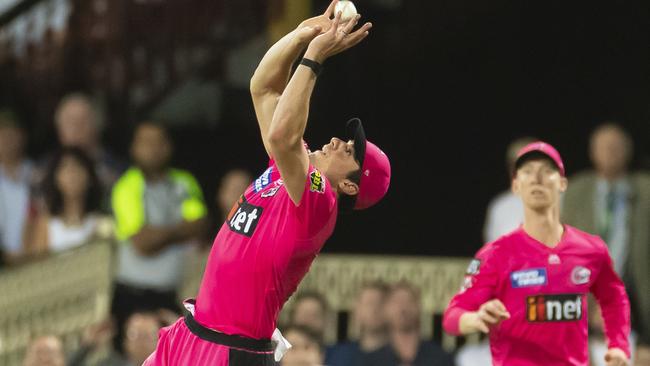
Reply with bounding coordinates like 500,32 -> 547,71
23,335 -> 65,366
67,319 -> 126,366
281,324 -> 325,366
69,311 -> 174,366
122,312 -> 165,366
25,147 -> 108,256
39,93 -> 125,210
111,121 -> 208,350
0,109 -> 33,265
289,291 -> 331,342
216,169 -> 252,222
363,281 -> 454,366
201,168 -> 252,246
483,136 -> 536,243
326,281 -> 389,365
561,123 -> 650,364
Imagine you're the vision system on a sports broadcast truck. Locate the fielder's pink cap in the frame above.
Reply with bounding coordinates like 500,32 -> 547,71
514,141 -> 565,177
346,118 -> 391,210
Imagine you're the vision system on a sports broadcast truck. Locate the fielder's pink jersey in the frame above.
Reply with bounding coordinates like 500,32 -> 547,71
443,225 -> 630,366
194,157 -> 337,340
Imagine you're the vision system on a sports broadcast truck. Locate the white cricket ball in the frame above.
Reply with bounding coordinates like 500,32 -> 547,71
335,0 -> 358,23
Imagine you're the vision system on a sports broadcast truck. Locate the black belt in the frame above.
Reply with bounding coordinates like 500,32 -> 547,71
183,312 -> 274,353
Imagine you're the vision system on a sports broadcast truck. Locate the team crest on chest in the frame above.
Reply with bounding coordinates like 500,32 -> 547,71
571,266 -> 591,285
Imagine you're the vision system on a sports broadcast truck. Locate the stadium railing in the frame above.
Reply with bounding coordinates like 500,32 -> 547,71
0,241 -> 113,366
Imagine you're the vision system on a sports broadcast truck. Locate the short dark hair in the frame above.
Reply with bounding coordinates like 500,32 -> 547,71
43,147 -> 102,216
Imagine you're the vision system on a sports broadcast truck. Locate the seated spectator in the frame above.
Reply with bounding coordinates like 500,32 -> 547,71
363,281 -> 454,366
201,168 -> 252,246
0,109 -> 33,265
23,335 -> 65,366
69,310 -> 174,366
111,121 -> 208,351
288,291 -> 331,342
33,93 -> 126,212
326,281 -> 389,366
281,324 -> 325,366
25,147 -> 109,255
216,169 -> 252,222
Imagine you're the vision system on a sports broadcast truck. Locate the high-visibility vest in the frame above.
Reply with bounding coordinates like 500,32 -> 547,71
111,167 -> 207,241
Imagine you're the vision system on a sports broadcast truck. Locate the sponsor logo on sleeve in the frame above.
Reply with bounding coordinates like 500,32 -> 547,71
309,170 -> 325,193
571,266 -> 591,285
510,268 -> 547,288
526,294 -> 583,322
459,275 -> 474,293
227,196 -> 263,237
466,259 -> 481,275
254,167 -> 273,192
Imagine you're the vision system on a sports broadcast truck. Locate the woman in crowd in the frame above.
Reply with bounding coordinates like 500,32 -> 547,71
26,147 -> 110,254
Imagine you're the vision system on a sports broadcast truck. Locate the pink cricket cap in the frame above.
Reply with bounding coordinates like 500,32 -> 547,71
514,141 -> 565,177
346,118 -> 391,210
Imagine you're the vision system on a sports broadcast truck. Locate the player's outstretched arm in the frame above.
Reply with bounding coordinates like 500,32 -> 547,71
250,0 -> 339,156
268,11 -> 370,205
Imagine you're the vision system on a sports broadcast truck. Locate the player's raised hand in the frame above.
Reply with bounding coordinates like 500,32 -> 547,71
604,348 -> 629,366
303,10 -> 372,63
294,0 -> 338,45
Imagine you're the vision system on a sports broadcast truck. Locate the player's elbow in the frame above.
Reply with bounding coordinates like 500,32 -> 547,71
250,69 -> 270,96
268,117 -> 302,151
249,75 -> 263,96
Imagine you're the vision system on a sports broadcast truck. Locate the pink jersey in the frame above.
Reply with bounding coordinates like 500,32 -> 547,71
194,159 -> 337,340
443,225 -> 630,366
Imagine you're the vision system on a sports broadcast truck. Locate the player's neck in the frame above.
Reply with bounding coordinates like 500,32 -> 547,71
522,207 -> 563,247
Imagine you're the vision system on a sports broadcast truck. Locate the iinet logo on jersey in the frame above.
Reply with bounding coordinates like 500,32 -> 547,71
526,294 -> 583,322
227,196 -> 263,237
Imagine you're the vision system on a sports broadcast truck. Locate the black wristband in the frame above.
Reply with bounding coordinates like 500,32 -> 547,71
300,58 -> 323,76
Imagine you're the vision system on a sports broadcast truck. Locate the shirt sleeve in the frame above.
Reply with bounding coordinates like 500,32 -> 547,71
443,244 -> 501,335
292,166 -> 337,240
590,238 -> 631,357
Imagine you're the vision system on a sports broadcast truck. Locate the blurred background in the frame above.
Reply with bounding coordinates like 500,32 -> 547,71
0,0 -> 648,365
